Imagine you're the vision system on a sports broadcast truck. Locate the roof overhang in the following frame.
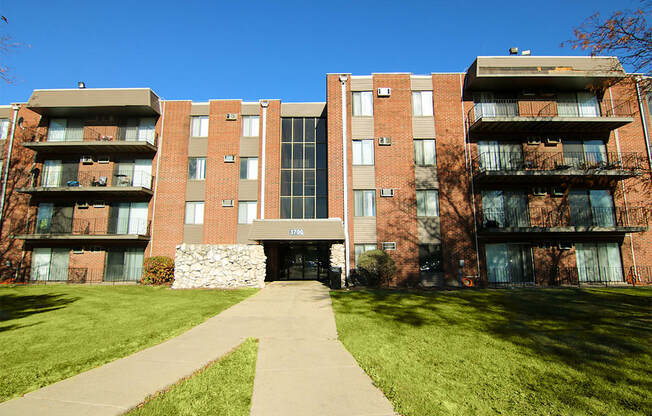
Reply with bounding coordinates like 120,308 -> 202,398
26,88 -> 161,116
465,56 -> 626,91
248,218 -> 345,241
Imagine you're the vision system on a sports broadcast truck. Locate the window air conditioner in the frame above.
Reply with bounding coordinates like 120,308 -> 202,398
226,113 -> 238,121
550,187 -> 564,197
545,137 -> 561,146
224,155 -> 236,163
380,188 -> 394,197
378,137 -> 391,146
81,155 -> 93,164
222,199 -> 234,207
97,156 -> 110,164
526,137 -> 541,145
532,187 -> 546,196
558,242 -> 573,250
377,88 -> 391,97
382,242 -> 397,250
77,201 -> 90,209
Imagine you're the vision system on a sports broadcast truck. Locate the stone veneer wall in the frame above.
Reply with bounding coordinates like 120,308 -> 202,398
173,244 -> 266,289
329,243 -> 346,287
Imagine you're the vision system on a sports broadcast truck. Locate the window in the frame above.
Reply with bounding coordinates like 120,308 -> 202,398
354,190 -> 375,217
188,157 -> 206,180
352,91 -> 373,116
31,248 -> 70,281
185,202 -> 204,224
557,92 -> 600,117
280,117 -> 328,218
0,119 -> 9,140
238,201 -> 257,224
47,118 -> 83,142
352,140 -> 374,165
569,189 -> 615,227
485,243 -> 533,284
414,139 -> 436,166
242,116 -> 260,137
575,242 -> 623,282
477,141 -> 523,171
108,202 -> 149,234
240,157 -> 258,180
473,92 -> 518,120
419,244 -> 443,274
354,244 -> 376,266
412,91 -> 433,116
105,248 -> 144,282
118,118 -> 155,144
563,140 -> 608,168
190,116 -> 209,137
482,190 -> 529,227
416,190 -> 439,217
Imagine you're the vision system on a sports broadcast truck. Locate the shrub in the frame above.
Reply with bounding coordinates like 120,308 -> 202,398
141,256 -> 175,285
356,250 -> 396,287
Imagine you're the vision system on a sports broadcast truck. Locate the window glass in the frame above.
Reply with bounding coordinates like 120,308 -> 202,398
242,116 -> 260,136
188,157 -> 206,180
419,244 -> 443,273
414,139 -> 436,166
354,190 -> 376,217
0,119 -> 9,140
354,244 -> 377,266
412,91 -> 433,116
191,116 -> 209,137
353,140 -> 374,165
185,202 -> 204,224
352,91 -> 373,116
416,190 -> 439,217
240,157 -> 258,180
238,201 -> 257,224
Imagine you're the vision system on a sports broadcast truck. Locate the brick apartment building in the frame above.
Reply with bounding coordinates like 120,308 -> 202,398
0,55 -> 650,287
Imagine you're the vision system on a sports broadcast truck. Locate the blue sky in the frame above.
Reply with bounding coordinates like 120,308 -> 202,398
0,0 -> 641,103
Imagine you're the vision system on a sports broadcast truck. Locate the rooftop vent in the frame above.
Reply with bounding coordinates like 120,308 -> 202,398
509,47 -> 519,55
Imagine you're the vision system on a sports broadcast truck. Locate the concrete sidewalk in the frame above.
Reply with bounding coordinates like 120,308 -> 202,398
0,282 -> 395,416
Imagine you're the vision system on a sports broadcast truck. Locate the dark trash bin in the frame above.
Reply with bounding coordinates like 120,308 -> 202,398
329,267 -> 342,289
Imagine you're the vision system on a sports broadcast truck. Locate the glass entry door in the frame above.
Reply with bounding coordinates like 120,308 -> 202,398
278,243 -> 330,281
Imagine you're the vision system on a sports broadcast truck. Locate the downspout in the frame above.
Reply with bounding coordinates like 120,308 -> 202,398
634,78 -> 652,178
149,100 -> 166,256
260,100 -> 268,219
0,104 -> 20,236
340,75 -> 350,282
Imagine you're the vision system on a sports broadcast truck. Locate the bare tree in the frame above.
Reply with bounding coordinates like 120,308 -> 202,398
0,13 -> 23,84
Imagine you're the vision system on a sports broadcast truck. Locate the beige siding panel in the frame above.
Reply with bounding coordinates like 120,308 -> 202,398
249,219 -> 344,241
350,76 -> 373,91
239,137 -> 259,156
183,224 -> 203,244
236,224 -> 255,244
351,117 -> 374,138
352,166 -> 376,189
27,88 -> 161,115
412,117 -> 436,137
241,103 -> 259,116
239,180 -> 258,200
188,138 -> 208,156
190,103 -> 209,115
415,166 -> 438,189
281,103 -> 326,117
0,106 -> 11,118
410,76 -> 433,90
353,217 -> 377,243
417,217 -> 441,243
186,181 -> 206,201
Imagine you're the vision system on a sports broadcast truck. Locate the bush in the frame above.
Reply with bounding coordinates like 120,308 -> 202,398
356,250 -> 396,287
141,256 -> 175,285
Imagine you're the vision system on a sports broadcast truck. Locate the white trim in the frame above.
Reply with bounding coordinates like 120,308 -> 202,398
341,76 -> 350,281
260,101 -> 268,219
149,101 -> 166,256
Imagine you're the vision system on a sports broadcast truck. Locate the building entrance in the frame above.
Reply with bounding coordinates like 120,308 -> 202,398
264,242 -> 331,281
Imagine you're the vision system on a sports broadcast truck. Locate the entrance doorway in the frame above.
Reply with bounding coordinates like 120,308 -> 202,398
264,242 -> 331,281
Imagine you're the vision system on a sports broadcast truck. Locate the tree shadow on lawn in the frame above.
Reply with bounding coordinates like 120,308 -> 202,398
333,288 -> 652,412
0,293 -> 79,331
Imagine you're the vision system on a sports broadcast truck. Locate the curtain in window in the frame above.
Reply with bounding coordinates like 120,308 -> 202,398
42,160 -> 62,187
576,243 -> 623,282
191,116 -> 208,137
50,249 -> 69,281
482,191 -> 504,227
557,93 -> 578,117
485,244 -> 532,283
583,140 -> 608,166
577,92 -> 599,117
243,116 -> 260,136
115,162 -> 135,186
124,118 -> 139,141
563,141 -> 584,167
36,203 -> 53,233
31,248 -> 52,280
486,243 -> 510,283
132,159 -> 152,188
504,193 -> 529,226
138,118 -> 156,144
364,191 -> 375,216
589,190 -> 615,226
128,202 -> 148,234
474,92 -> 496,120
353,92 -> 373,116
354,192 -> 364,216
0,119 -> 9,139
569,190 -> 591,226
247,158 -> 258,179
478,141 -> 500,171
423,140 -> 435,166
47,119 -> 67,142
124,249 -> 144,281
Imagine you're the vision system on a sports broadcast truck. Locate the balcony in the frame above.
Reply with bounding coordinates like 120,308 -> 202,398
15,217 -> 151,245
467,99 -> 634,135
473,151 -> 645,185
486,266 -> 635,287
479,206 -> 648,240
27,265 -> 143,283
18,169 -> 154,200
21,127 -> 157,154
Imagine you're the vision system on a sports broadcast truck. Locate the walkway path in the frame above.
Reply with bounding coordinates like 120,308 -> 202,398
0,281 -> 395,416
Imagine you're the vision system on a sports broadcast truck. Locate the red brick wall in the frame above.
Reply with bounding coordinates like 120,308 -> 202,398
262,100 -> 281,219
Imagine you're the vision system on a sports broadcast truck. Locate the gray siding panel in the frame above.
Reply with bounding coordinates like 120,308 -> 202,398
353,217 -> 377,243
351,117 -> 374,138
186,181 -> 206,201
352,166 -> 376,189
412,117 -> 436,137
415,166 -> 438,189
410,76 -> 433,90
239,137 -> 259,157
183,224 -> 203,243
281,103 -> 327,117
188,138 -> 208,156
417,217 -> 441,243
241,103 -> 259,116
238,180 -> 258,200
190,103 -> 209,116
236,224 -> 255,244
350,76 -> 373,91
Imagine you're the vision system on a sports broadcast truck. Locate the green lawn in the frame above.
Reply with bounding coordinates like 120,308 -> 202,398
0,285 -> 257,403
128,338 -> 258,416
331,288 -> 652,416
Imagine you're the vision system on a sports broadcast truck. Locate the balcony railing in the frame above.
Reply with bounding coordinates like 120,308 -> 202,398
630,266 -> 652,286
29,266 -> 143,283
468,98 -> 635,124
555,266 -> 626,286
481,206 -> 649,229
474,151 -> 645,173
37,169 -> 153,189
22,125 -> 157,146
32,217 -> 151,236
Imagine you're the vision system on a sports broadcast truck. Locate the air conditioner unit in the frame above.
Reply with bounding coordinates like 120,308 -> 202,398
77,201 -> 90,209
532,187 -> 546,196
97,156 -> 110,164
80,155 -> 93,164
93,201 -> 105,208
545,137 -> 561,146
382,242 -> 397,250
378,137 -> 391,146
558,242 -> 573,250
222,199 -> 234,207
377,87 -> 391,97
380,188 -> 394,197
224,155 -> 236,163
522,89 -> 536,96
226,113 -> 238,121
526,137 -> 541,145
550,187 -> 564,197
72,248 -> 84,254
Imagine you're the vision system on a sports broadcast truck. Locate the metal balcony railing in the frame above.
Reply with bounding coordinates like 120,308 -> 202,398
555,266 -> 626,285
32,217 -> 151,236
481,206 -> 649,229
22,125 -> 157,146
474,151 -> 646,173
468,99 -> 635,124
37,169 -> 153,189
28,266 -> 143,283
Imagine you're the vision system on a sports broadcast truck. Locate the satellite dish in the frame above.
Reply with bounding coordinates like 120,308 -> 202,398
17,116 -> 24,129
